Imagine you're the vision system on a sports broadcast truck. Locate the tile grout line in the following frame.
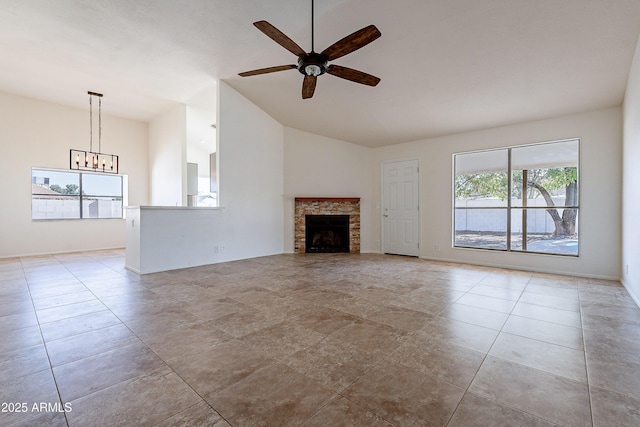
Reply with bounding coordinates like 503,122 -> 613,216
444,274 -> 564,426
39,254 -> 152,424
578,283 -> 596,427
325,269 -> 490,425
69,262 -> 230,425
328,269 -> 487,426
44,253 -> 232,426
262,281 -> 425,426
20,256 -> 71,427
443,273 -> 506,426
10,251 -> 636,425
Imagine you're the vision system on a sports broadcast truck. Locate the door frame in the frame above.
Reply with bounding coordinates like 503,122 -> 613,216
381,158 -> 421,256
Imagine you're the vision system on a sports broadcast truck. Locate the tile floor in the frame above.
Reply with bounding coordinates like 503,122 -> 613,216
1,250 -> 640,426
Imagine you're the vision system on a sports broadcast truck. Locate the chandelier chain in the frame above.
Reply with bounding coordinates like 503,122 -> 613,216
71,90 -> 118,174
89,95 -> 93,153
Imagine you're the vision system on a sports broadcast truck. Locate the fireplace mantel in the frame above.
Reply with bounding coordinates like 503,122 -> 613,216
294,197 -> 360,203
294,197 -> 361,253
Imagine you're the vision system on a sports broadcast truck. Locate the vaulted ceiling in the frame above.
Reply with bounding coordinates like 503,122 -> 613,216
1,0 -> 639,147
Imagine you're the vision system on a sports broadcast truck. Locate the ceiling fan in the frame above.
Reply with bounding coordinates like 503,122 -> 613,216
238,0 -> 381,99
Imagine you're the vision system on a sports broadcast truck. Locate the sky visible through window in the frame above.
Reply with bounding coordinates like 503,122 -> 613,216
32,169 -> 120,196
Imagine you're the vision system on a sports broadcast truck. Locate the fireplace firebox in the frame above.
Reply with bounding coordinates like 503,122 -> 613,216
305,215 -> 350,253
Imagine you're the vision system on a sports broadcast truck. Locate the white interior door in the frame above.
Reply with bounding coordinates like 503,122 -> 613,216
383,159 -> 420,256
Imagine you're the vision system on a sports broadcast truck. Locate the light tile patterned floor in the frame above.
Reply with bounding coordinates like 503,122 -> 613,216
1,250 -> 640,426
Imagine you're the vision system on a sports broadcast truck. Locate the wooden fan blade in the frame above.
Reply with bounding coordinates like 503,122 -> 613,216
326,65 -> 380,86
321,25 -> 381,61
239,64 -> 297,77
302,75 -> 317,99
254,20 -> 306,56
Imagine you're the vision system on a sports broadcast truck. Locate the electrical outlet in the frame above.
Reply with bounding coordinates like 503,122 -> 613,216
435,244 -> 441,252
626,264 -> 629,275
213,246 -> 219,254
221,246 -> 225,253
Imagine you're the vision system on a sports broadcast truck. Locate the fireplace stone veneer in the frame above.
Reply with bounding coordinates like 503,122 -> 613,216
294,197 -> 360,254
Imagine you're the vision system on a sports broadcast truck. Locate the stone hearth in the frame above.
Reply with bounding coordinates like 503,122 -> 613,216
294,197 -> 360,254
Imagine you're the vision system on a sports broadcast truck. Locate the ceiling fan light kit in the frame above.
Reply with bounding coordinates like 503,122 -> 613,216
238,0 -> 381,99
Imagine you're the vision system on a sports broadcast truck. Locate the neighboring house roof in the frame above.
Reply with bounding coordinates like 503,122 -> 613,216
31,183 -> 77,198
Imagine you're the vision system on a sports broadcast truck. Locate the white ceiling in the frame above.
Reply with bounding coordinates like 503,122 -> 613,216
1,0 -> 639,147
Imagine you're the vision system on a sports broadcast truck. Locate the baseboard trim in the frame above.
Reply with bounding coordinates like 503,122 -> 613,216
418,255 -> 620,282
621,278 -> 640,309
1,246 -> 125,260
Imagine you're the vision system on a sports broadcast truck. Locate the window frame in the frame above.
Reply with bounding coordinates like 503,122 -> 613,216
452,138 -> 580,257
31,168 -> 125,220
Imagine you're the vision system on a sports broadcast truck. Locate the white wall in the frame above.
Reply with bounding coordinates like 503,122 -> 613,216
1,82 -> 627,283
217,82 -> 284,260
372,108 -> 622,279
149,104 -> 186,206
0,91 -> 148,257
622,34 -> 640,303
125,206 -> 226,274
283,127 -> 374,253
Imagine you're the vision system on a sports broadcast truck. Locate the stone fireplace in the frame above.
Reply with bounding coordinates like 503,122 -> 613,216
294,197 -> 360,254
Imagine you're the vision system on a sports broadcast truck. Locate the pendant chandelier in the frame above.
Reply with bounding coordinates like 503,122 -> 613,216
70,91 -> 119,174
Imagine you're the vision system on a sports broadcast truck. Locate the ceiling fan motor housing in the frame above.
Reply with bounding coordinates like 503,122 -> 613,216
298,52 -> 329,76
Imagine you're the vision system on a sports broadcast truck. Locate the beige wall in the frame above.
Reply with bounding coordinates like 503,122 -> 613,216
216,82 -> 284,260
0,91 -> 148,257
149,104 -> 186,206
283,127 -> 374,253
622,34 -> 640,303
0,86 -> 628,282
371,107 -> 622,280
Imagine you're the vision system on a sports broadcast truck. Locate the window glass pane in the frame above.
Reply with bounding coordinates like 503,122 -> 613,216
32,169 -> 79,195
453,139 -> 578,257
82,196 -> 123,219
455,150 -> 508,208
511,140 -> 578,208
511,167 -> 578,207
32,168 -> 124,220
32,169 -> 80,219
511,140 -> 578,170
454,208 -> 507,249
82,173 -> 122,197
511,208 -> 579,255
80,174 -> 123,218
32,195 -> 80,220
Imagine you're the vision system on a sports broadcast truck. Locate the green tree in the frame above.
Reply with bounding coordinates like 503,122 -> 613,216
64,184 -> 79,195
456,167 -> 577,236
49,184 -> 62,193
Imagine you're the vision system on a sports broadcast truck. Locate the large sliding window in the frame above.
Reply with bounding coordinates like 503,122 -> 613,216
32,168 -> 124,220
454,139 -> 579,256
